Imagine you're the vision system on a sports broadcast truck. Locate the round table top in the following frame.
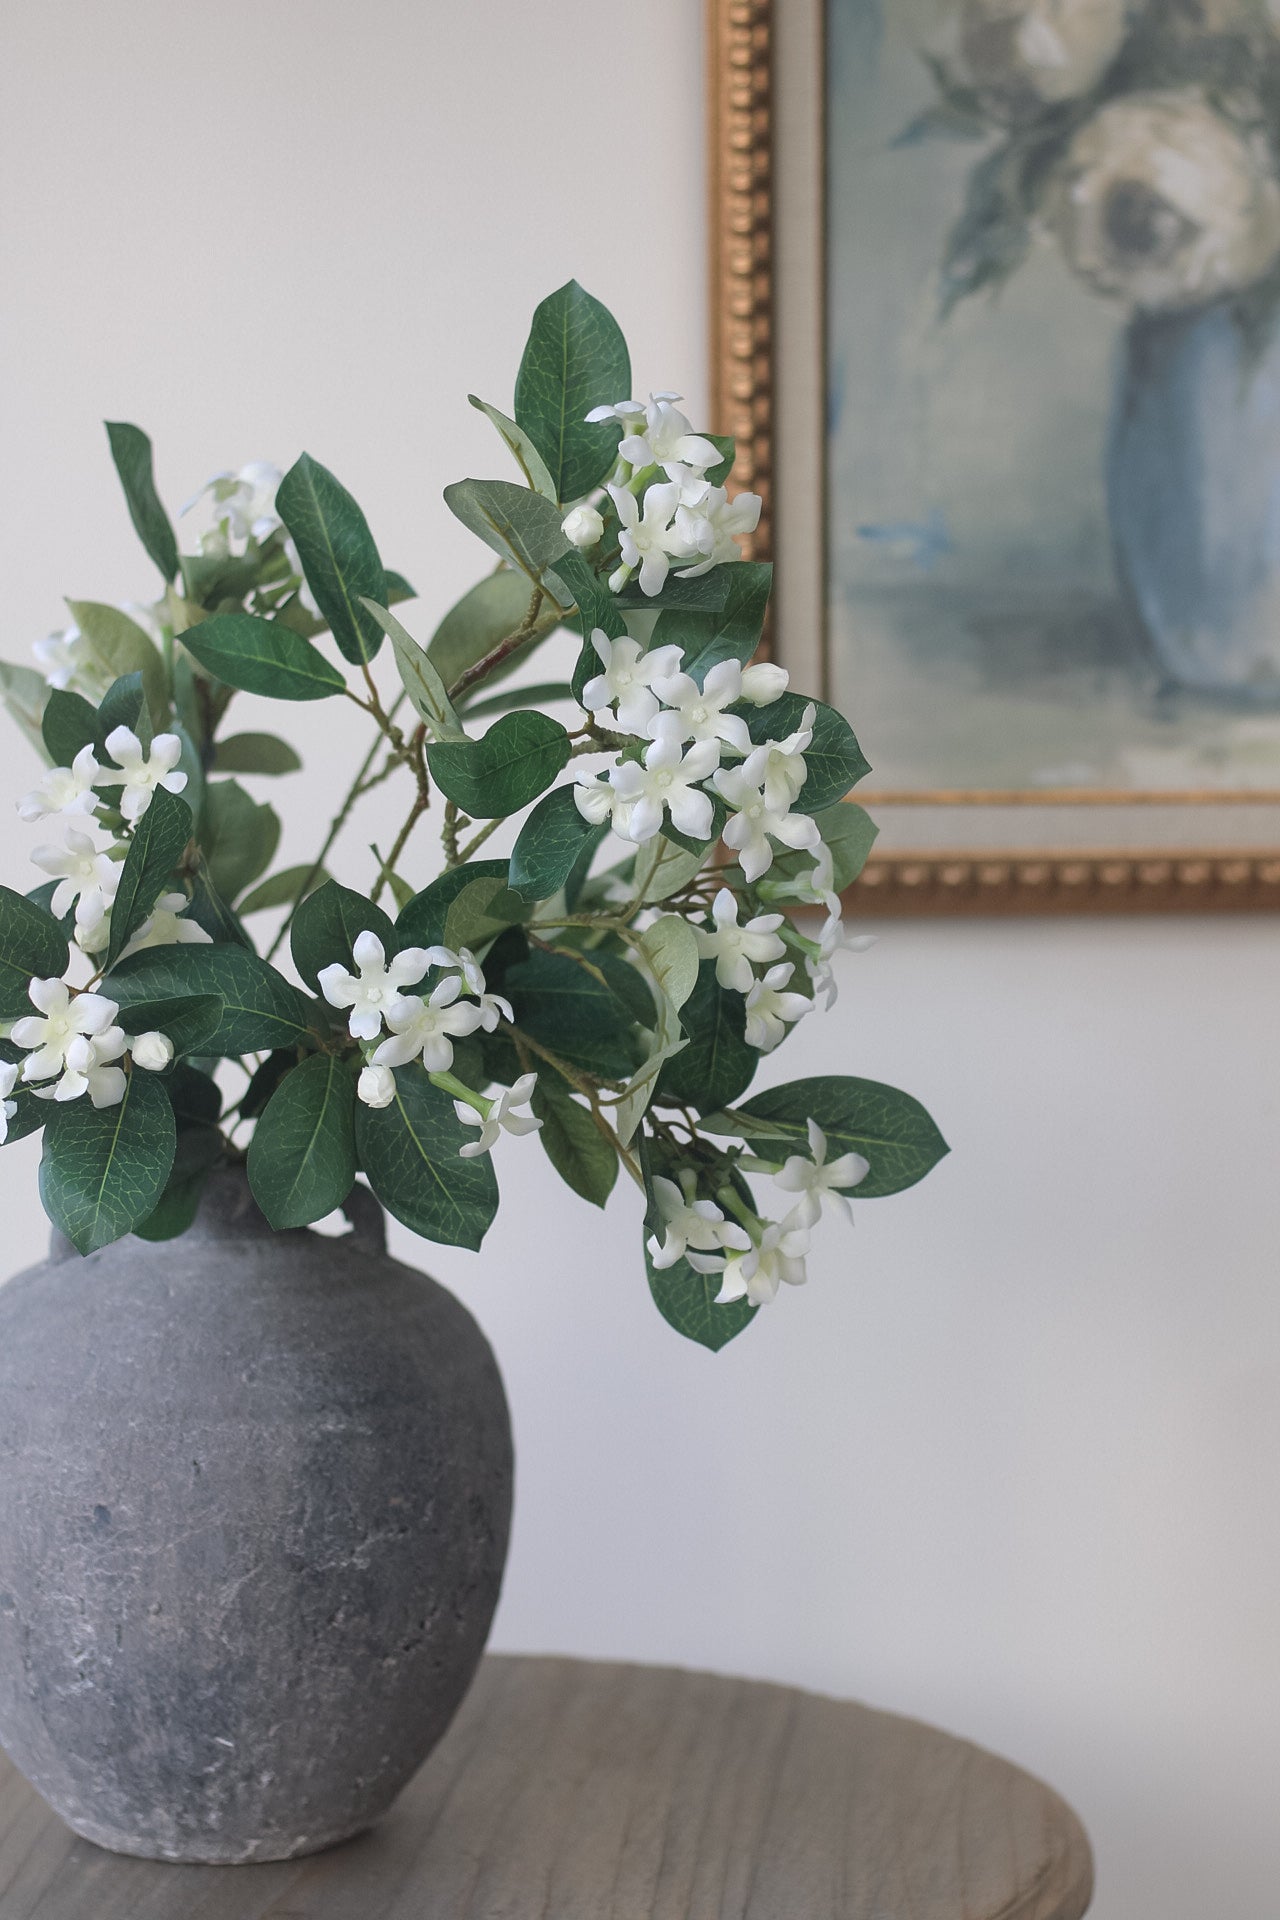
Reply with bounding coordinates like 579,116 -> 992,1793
0,1654 -> 1092,1919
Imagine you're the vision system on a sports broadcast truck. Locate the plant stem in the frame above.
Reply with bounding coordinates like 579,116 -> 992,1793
446,588 -> 554,704
455,816 -> 504,863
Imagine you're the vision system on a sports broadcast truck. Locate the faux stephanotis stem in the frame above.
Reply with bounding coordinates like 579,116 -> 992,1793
0,279 -> 947,1338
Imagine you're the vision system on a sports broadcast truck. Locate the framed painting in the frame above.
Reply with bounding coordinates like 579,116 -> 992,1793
708,0 -> 1280,912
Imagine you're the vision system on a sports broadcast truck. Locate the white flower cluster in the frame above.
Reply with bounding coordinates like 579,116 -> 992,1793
3,977 -> 174,1121
318,931 -> 542,1158
33,603 -> 163,705
647,1119 -> 870,1308
182,461 -> 284,558
574,632 -> 816,883
561,393 -> 762,597
17,728 -> 203,960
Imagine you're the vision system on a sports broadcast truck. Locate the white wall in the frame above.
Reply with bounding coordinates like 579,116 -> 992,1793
2,7 -> 1279,1916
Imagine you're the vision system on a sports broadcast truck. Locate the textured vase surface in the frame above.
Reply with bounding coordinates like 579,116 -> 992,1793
1108,301 -> 1280,700
0,1169 -> 513,1863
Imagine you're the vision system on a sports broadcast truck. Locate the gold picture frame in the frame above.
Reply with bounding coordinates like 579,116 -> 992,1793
707,0 -> 1280,915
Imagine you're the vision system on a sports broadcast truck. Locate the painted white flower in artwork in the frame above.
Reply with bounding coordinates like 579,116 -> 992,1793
372,976 -> 486,1075
17,745 -> 104,823
774,1118 -> 870,1228
608,714 -> 720,843
713,763 -> 820,883
646,1167 -> 750,1271
581,630 -> 683,735
0,1061 -> 19,1144
694,887 -> 786,994
11,980 -> 120,1086
743,962 -> 812,1053
29,829 -> 121,934
649,658 -> 753,753
607,481 -> 683,597
952,0 -> 1129,123
96,728 -> 188,823
715,1213 -> 812,1307
1048,90 -> 1280,311
318,932 -> 431,1042
455,1073 -> 543,1159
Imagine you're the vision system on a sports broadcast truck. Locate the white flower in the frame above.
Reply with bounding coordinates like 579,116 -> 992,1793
29,829 -> 121,931
39,1027 -> 128,1108
118,890 -> 213,960
647,1167 -> 750,1270
581,630 -> 684,735
562,504 -> 605,549
357,1062 -> 397,1109
739,705 -> 815,813
585,396 -> 653,424
11,980 -> 120,1084
739,661 -> 790,706
318,931 -> 431,1041
694,887 -> 786,994
184,461 -> 283,548
18,745 -> 104,824
649,658 -> 752,753
424,945 -> 513,1031
762,842 -> 840,914
774,1118 -> 869,1228
574,774 -> 635,836
953,0 -> 1129,123
715,1213 -> 811,1307
614,394 -> 722,477
672,485 -> 762,577
743,962 -> 812,1052
372,976 -> 486,1075
31,622 -> 112,702
96,729 -> 188,823
129,1029 -> 175,1073
609,714 -> 720,844
1048,91 -> 1280,312
713,763 -> 820,883
608,481 -> 682,598
455,1073 -> 543,1159
0,1061 -> 19,1143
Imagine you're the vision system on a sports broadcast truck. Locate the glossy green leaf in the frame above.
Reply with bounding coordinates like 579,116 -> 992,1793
427,710 -> 570,819
41,688 -> 102,767
105,786 -> 193,969
65,600 -> 164,711
508,784 -> 598,902
614,570 -> 731,613
39,1069 -> 177,1254
104,421 -> 179,583
735,1075 -> 949,1198
441,875 -> 526,954
385,569 -> 417,603
276,453 -> 386,665
504,947 -> 640,1082
638,915 -> 699,1016
468,395 -> 558,500
0,659 -> 51,759
359,599 -> 466,742
546,548 -> 626,655
0,887 -> 70,1019
396,859 -> 510,949
248,1052 -> 357,1229
107,943 -> 314,1057
116,991 -> 223,1060
443,479 -> 573,591
132,1122 -> 224,1240
167,1062 -> 222,1126
290,879 -> 396,993
180,611 -> 346,701
98,671 -> 150,750
199,779 -> 281,905
746,695 -> 871,812
356,1065 -> 498,1249
655,962 -> 756,1111
531,1079 -> 616,1208
237,863 -> 331,916
186,860 -> 254,948
213,733 -> 303,776
651,562 -> 773,681
513,280 -> 631,503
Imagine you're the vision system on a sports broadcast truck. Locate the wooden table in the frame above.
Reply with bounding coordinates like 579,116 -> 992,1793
0,1655 -> 1092,1918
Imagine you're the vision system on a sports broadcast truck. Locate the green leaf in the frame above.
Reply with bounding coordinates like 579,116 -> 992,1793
98,671 -> 149,748
640,1143 -> 756,1352
385,569 -> 417,603
655,962 -> 756,1111
180,612 -> 346,702
427,710 -> 570,819
360,598 -> 467,742
509,783 -> 601,902
746,695 -> 871,812
735,1075 -> 949,1198
513,280 -> 631,503
199,779 -> 281,904
186,860 -> 253,948
768,801 -> 878,893
631,834 -> 706,904
546,547 -> 626,650
356,1065 -> 499,1249
703,434 -> 735,488
104,786 -> 193,969
247,1052 -> 357,1229
468,395 -> 558,500
637,914 -> 699,1017
290,879 -> 396,992
613,932 -> 689,1149
41,688 -> 102,767
38,1069 -> 177,1254
116,994 -> 224,1059
940,142 -> 1032,317
443,479 -> 573,591
213,732 -> 303,776
167,1061 -> 222,1126
614,570 -> 732,613
133,1123 -> 224,1241
0,887 -> 70,1019
106,943 -> 315,1057
396,859 -> 510,949
442,875 -> 526,954
531,1079 -> 617,1208
427,569 -> 560,697
179,545 -> 264,610
504,947 -> 640,1081
276,452 -> 386,665
64,601 -> 164,712
0,659 -> 51,759
104,421 -> 179,583
651,562 -> 773,679
237,863 -> 331,915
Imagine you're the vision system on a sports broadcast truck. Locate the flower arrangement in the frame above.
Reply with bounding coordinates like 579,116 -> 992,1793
0,283 -> 946,1350
920,0 -> 1280,327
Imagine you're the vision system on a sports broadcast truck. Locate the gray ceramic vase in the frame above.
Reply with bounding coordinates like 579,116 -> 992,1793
0,1168 -> 513,1863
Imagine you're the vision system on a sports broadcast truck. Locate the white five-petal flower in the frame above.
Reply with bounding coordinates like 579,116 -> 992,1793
580,630 -> 683,736
607,481 -> 682,598
740,704 -> 816,813
715,1213 -> 811,1307
96,729 -> 188,823
455,1072 -> 543,1159
713,763 -> 820,882
743,961 -> 812,1053
34,1026 -> 130,1109
649,658 -> 752,753
372,976 -> 486,1074
647,1167 -> 750,1271
694,887 -> 786,994
11,980 -> 121,1085
17,745 -> 104,824
774,1118 -> 869,1228
317,932 -> 431,1042
424,945 -> 513,1031
614,395 -> 722,477
609,714 -> 720,844
573,773 -> 635,836
184,461 -> 283,548
29,829 -> 121,932
119,891 -> 213,962
673,484 -> 763,577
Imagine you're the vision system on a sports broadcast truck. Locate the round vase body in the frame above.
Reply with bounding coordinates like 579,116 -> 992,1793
0,1171 -> 512,1863
1107,302 -> 1280,701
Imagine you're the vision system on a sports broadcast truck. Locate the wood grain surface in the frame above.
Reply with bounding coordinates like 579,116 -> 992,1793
0,1654 -> 1092,1919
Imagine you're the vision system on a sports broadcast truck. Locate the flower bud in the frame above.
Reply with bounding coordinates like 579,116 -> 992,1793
739,662 -> 790,705
358,1062 -> 397,1109
130,1030 -> 175,1072
562,504 -> 604,550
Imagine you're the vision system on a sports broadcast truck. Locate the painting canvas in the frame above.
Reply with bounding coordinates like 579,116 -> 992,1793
758,0 -> 1280,901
